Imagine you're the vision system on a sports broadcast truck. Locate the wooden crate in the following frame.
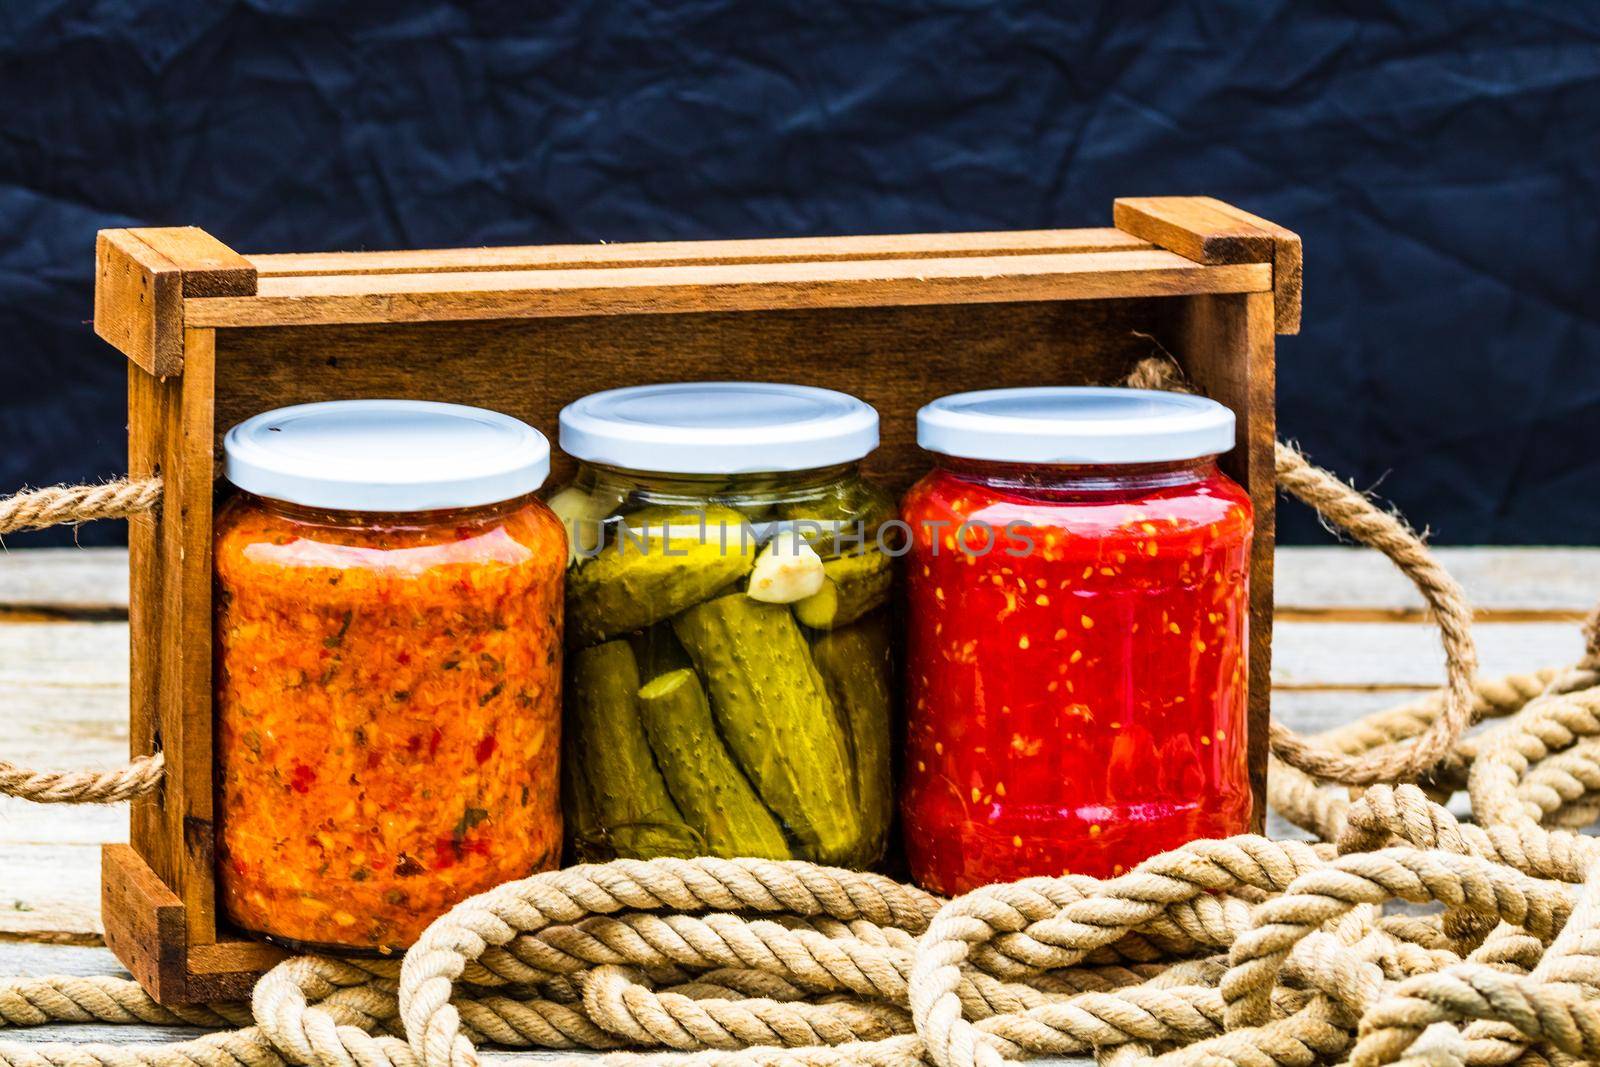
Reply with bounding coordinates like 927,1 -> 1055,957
91,195 -> 1300,1004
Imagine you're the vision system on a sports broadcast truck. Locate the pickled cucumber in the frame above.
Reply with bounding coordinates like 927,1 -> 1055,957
811,617 -> 893,866
567,505 -> 757,645
777,484 -> 894,557
560,715 -> 603,861
794,550 -> 892,630
672,594 -> 862,864
569,641 -> 697,858
713,485 -> 783,521
629,623 -> 695,684
637,669 -> 791,859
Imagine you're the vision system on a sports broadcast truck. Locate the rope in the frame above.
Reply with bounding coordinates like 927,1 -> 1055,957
0,364 -> 1596,1066
0,476 -> 165,804
0,754 -> 165,805
0,477 -> 161,536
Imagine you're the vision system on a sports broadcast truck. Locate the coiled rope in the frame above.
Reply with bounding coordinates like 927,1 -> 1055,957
0,358 -> 1595,1067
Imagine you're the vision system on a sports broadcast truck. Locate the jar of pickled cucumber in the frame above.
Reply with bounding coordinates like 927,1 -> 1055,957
551,382 -> 895,868
214,400 -> 565,953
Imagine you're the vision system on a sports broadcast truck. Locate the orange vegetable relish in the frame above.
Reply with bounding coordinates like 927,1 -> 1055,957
214,492 -> 565,951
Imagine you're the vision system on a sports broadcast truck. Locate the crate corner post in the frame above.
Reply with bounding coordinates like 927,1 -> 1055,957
97,228 -> 283,1003
1112,195 -> 1300,831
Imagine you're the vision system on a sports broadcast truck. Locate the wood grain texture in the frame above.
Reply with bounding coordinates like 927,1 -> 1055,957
95,231 -> 184,379
1113,197 -> 1302,334
1275,547 -> 1600,617
1165,290 -> 1277,832
126,229 -> 256,299
0,845 -> 105,944
187,252 -> 1271,328
0,548 -> 129,620
125,330 -> 218,950
1114,199 -> 1277,266
94,229 -> 257,378
211,298 -> 1181,496
0,619 -> 127,945
1202,200 -> 1303,335
1273,620 -> 1582,690
100,844 -> 186,997
101,845 -> 284,1004
249,228 -> 1155,276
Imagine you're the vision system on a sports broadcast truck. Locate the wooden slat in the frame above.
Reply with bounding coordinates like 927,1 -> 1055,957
94,231 -> 184,379
0,620 -> 126,688
0,617 -> 127,945
1272,621 -> 1581,690
1114,197 -> 1302,334
94,229 -> 256,378
125,229 -> 256,299
0,844 -> 104,943
1173,291 -> 1277,832
1115,199 -> 1276,266
0,549 -> 128,619
249,228 -> 1155,276
186,252 -> 1271,328
1204,200 -> 1303,334
126,329 -> 219,947
1275,547 -> 1600,618
211,297 -> 1181,501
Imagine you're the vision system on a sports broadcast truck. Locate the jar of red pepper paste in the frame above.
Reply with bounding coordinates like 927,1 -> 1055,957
900,388 -> 1253,894
214,400 -> 565,953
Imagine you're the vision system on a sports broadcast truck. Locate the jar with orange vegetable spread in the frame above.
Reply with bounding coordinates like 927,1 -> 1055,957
214,400 -> 565,953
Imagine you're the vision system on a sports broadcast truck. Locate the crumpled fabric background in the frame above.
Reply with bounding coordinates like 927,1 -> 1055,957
2,0 -> 1597,546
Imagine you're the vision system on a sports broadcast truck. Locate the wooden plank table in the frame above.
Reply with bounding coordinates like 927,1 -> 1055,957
0,546 -> 1592,1054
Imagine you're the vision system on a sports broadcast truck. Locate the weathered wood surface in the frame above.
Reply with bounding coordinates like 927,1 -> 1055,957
185,252 -> 1272,329
0,546 -> 1592,1054
247,228 -> 1156,276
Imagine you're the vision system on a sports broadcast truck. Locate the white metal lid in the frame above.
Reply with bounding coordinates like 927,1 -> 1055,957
559,382 -> 879,474
917,387 -> 1235,464
223,400 -> 550,511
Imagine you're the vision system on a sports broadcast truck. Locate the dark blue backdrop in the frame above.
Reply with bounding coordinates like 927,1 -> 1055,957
4,0 -> 1598,546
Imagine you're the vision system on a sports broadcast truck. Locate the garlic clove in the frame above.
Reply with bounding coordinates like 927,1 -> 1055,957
746,530 -> 826,603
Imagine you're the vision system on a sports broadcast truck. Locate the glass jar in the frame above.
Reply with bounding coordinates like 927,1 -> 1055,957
900,388 -> 1253,894
214,400 -> 565,952
552,383 -> 895,868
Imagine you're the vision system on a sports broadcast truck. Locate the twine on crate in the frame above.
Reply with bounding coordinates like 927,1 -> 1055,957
0,477 -> 163,538
0,475 -> 167,804
0,362 -> 1596,1066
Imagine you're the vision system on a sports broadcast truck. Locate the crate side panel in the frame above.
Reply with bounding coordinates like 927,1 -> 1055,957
212,300 -> 1178,495
190,255 -> 1269,329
